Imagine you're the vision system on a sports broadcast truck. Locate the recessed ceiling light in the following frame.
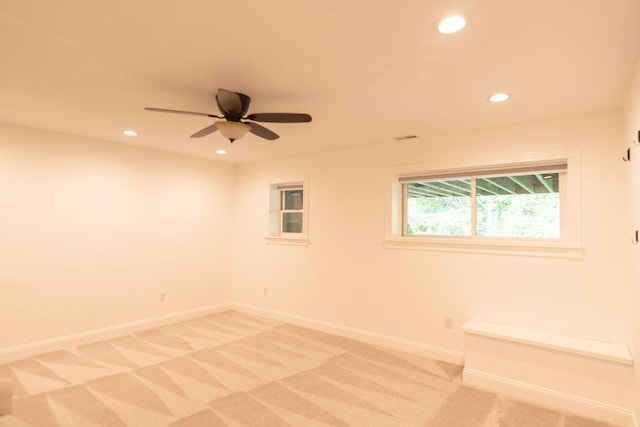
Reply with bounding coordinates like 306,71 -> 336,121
122,129 -> 138,136
488,93 -> 510,103
437,15 -> 466,34
216,149 -> 227,155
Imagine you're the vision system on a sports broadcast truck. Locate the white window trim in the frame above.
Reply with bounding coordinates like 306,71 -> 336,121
384,148 -> 584,259
265,175 -> 309,246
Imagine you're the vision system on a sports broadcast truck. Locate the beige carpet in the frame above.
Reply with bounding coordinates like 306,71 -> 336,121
0,310 -> 619,426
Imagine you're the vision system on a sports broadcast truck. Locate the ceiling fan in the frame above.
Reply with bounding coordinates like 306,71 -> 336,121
145,88 -> 312,143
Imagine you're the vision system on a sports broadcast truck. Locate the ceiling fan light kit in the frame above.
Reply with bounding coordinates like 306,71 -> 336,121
215,121 -> 251,142
145,88 -> 312,143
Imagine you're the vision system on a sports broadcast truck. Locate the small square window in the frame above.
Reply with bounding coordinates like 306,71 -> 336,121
266,177 -> 309,246
282,212 -> 303,233
283,189 -> 303,211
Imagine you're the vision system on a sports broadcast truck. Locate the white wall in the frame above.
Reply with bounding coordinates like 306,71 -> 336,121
0,123 -> 235,349
234,109 -> 631,354
1,107 -> 634,415
624,55 -> 640,423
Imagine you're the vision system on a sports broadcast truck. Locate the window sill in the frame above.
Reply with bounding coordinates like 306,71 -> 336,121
265,236 -> 310,247
383,237 -> 584,259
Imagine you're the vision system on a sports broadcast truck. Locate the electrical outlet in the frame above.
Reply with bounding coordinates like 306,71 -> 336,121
445,317 -> 453,329
160,292 -> 166,301
263,287 -> 269,296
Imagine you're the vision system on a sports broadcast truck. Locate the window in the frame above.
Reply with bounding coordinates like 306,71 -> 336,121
403,167 -> 562,238
405,178 -> 472,236
281,187 -> 304,233
386,149 -> 583,258
475,173 -> 560,238
266,176 -> 309,246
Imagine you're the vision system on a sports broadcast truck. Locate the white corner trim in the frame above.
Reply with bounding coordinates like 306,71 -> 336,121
464,368 -> 636,427
233,302 -> 464,365
0,303 -> 232,364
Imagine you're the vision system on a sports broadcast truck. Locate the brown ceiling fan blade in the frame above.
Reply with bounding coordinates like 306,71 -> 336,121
246,113 -> 312,123
216,89 -> 251,117
190,123 -> 219,138
144,107 -> 220,118
248,122 -> 279,140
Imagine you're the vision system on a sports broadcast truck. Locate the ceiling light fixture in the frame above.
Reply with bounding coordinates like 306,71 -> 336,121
489,93 -> 510,103
215,121 -> 251,143
216,149 -> 227,155
437,15 -> 466,33
122,129 -> 138,136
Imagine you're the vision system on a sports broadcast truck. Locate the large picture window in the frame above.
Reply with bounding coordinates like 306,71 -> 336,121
403,169 -> 561,239
386,149 -> 583,258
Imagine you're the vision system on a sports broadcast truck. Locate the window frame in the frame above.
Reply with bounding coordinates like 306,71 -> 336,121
384,148 -> 584,259
265,175 -> 309,246
280,187 -> 304,235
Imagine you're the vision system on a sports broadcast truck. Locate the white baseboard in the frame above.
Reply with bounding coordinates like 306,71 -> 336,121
0,302 -> 463,366
233,303 -> 464,365
464,368 -> 636,427
2,303 -> 638,424
0,303 -> 232,364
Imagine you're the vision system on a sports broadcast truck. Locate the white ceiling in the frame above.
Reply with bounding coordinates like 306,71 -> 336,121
1,0 -> 639,164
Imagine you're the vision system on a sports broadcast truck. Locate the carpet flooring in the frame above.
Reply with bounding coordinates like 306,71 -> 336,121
0,310 -> 620,426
